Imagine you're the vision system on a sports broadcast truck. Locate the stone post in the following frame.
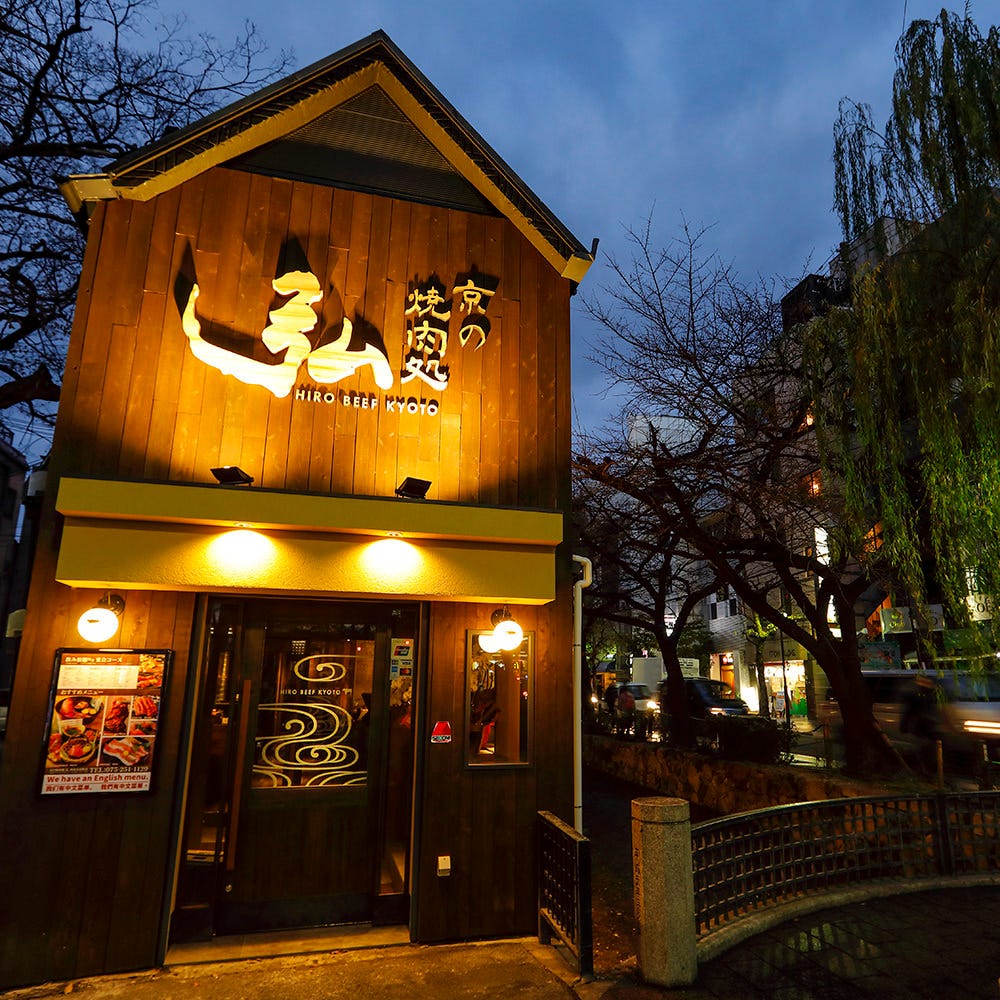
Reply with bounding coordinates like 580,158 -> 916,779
631,796 -> 697,986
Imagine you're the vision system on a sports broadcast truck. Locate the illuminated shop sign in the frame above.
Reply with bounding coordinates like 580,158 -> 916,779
294,388 -> 440,415
402,273 -> 498,390
181,265 -> 499,408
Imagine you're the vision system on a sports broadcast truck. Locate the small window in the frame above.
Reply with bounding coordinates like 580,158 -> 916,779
466,630 -> 532,766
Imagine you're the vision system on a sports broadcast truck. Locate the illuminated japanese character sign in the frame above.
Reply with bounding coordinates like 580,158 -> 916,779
402,276 -> 451,390
401,271 -> 499,390
454,271 -> 498,349
182,271 -> 393,398
178,260 -> 499,409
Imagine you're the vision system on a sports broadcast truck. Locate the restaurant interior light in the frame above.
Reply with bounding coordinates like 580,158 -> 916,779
77,592 -> 125,643
211,465 -> 254,486
395,477 -> 431,499
490,605 -> 524,651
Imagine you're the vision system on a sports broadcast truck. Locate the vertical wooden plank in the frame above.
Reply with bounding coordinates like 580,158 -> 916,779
143,186 -> 182,293
458,212 -> 491,502
93,322 -> 138,471
477,215 -> 506,503
306,182 -> 334,287
233,174 -> 274,339
552,283 -> 574,512
498,222 -> 522,506
119,291 -> 167,478
517,238 -> 540,506
301,181 -> 338,491
374,199 -> 411,498
394,202 -> 431,496
535,263 -> 559,508
258,180 -> 295,490
47,199 -> 106,470
114,202 -> 156,327
330,191 -> 372,493
320,186 -> 354,489
216,174 -> 272,475
350,194 -> 392,497
175,171 -> 208,238
143,176 -> 209,480
60,200 -> 134,475
279,182 -> 317,486
168,410 -> 204,482
168,243 -> 214,482
343,190 -> 373,318
285,381 -> 315,493
143,176 -> 214,479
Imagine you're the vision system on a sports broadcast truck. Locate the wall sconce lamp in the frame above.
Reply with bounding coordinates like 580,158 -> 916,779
211,465 -> 254,486
481,605 -> 523,653
395,477 -> 431,500
77,592 -> 125,644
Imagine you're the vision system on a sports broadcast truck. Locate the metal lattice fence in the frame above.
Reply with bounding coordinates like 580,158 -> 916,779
691,792 -> 1000,935
537,810 -> 594,977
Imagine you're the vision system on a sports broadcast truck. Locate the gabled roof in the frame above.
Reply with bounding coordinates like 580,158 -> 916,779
60,30 -> 594,282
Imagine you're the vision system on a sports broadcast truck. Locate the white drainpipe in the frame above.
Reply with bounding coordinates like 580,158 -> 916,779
572,554 -> 593,834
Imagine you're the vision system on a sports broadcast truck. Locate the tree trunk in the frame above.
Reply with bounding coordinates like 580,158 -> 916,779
754,646 -> 770,718
657,633 -> 694,748
817,641 -> 906,776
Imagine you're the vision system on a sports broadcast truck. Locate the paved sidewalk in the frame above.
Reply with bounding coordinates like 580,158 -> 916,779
4,887 -> 1000,1000
604,885 -> 1000,1000
1,939 -> 582,1000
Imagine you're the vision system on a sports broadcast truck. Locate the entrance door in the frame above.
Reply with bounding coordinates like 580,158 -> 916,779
171,598 -> 417,940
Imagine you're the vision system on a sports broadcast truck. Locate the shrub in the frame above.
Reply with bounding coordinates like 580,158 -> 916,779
708,715 -> 794,764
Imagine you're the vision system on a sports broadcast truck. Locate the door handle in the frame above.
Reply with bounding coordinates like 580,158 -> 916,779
225,678 -> 253,872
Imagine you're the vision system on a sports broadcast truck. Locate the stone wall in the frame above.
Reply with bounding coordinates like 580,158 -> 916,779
584,735 -> 926,816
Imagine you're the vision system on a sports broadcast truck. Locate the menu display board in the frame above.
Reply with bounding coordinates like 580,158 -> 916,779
40,649 -> 172,795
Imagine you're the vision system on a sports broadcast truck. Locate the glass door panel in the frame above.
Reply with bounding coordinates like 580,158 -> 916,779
171,599 -> 418,941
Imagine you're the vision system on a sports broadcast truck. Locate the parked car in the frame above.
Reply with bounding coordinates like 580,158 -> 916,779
657,676 -> 750,749
683,677 -> 750,718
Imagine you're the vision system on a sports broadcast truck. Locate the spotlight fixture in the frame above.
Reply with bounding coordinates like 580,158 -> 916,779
77,592 -> 125,644
211,465 -> 254,486
490,605 -> 524,651
395,477 -> 432,500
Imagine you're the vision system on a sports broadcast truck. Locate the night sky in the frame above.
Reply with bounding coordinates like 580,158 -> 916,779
151,0 -> 961,428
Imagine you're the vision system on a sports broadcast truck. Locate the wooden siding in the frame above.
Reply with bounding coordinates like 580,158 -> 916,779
0,520 -> 196,987
414,595 -> 573,942
50,166 -> 572,509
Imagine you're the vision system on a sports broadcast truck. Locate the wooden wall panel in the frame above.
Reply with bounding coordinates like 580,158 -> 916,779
50,167 -> 573,507
0,511 -> 196,986
413,599 -> 572,942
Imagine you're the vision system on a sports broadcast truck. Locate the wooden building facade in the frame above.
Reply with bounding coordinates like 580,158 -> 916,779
0,32 -> 592,989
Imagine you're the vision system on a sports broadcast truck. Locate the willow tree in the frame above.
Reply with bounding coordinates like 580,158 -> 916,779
808,8 -> 1000,642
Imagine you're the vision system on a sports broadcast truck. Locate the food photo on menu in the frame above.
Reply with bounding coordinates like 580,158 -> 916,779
45,695 -> 105,767
101,734 -> 152,767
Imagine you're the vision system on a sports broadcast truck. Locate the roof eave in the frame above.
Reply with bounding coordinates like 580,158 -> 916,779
58,30 -> 594,282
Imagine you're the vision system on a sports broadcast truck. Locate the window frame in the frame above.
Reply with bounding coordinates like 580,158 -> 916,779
464,629 -> 534,769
